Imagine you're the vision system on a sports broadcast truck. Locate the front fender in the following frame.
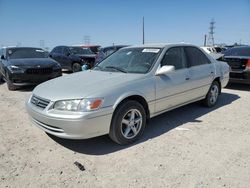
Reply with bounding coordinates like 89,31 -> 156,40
113,91 -> 148,110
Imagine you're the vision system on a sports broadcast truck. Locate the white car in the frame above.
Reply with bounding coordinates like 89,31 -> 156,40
26,44 -> 230,145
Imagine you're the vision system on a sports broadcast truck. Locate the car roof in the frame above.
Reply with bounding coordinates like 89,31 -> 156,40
4,47 -> 44,50
123,43 -> 196,49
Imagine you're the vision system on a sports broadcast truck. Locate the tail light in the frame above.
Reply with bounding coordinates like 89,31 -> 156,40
247,59 -> 250,67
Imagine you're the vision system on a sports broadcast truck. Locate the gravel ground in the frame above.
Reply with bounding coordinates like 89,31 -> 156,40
0,82 -> 250,188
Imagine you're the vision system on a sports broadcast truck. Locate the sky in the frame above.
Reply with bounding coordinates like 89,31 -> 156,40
0,0 -> 249,50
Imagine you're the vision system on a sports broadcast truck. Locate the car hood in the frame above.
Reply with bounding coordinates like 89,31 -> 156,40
8,58 -> 57,67
33,70 -> 145,101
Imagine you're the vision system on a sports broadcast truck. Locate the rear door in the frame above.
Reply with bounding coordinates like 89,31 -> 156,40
184,46 -> 214,99
155,47 -> 192,113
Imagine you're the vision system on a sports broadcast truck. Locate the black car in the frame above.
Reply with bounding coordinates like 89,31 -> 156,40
0,47 -> 62,90
95,45 -> 129,64
223,46 -> 250,84
49,46 -> 96,72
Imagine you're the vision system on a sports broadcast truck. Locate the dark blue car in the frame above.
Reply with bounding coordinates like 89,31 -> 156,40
0,47 -> 62,90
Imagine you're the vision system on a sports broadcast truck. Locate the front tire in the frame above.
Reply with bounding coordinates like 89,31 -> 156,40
109,100 -> 146,145
72,62 -> 82,72
0,72 -> 4,83
203,81 -> 220,107
6,73 -> 18,91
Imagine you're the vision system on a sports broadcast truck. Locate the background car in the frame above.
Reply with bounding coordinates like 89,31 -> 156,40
223,46 -> 250,84
200,46 -> 223,60
0,47 -> 62,90
26,44 -> 229,145
49,46 -> 96,72
95,45 -> 129,64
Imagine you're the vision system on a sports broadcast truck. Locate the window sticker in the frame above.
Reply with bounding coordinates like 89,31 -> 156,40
142,49 -> 160,53
8,50 -> 12,55
36,49 -> 45,52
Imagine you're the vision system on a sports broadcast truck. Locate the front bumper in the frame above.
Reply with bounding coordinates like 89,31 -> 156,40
26,98 -> 113,139
8,71 -> 62,86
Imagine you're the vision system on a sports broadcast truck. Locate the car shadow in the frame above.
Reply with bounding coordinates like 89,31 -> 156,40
226,83 -> 250,91
49,92 -> 239,155
18,85 -> 36,92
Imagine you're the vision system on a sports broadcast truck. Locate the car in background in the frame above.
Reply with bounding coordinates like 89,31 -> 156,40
223,46 -> 250,84
0,47 -> 62,90
26,44 -> 229,145
49,46 -> 96,72
200,46 -> 223,60
95,45 -> 129,64
80,45 -> 101,54
214,46 -> 227,53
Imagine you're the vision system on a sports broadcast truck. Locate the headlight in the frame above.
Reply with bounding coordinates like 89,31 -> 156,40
53,98 -> 103,112
7,65 -> 24,73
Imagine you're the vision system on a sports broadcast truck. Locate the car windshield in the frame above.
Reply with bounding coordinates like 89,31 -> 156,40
93,47 -> 161,74
69,47 -> 94,55
7,48 -> 47,59
224,47 -> 250,56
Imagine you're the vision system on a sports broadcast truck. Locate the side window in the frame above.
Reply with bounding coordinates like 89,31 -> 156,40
161,47 -> 186,70
52,47 -> 59,53
185,47 -> 211,67
63,47 -> 70,55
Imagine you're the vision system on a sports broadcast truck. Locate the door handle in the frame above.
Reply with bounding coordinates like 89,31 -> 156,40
185,77 -> 190,80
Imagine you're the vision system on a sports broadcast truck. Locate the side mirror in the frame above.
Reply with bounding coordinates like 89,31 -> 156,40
1,55 -> 5,60
155,65 -> 175,76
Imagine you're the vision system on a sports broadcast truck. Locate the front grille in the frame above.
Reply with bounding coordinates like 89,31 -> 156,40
31,95 -> 50,109
26,67 -> 52,74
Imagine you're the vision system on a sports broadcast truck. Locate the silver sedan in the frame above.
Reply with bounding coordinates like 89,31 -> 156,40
26,44 -> 230,144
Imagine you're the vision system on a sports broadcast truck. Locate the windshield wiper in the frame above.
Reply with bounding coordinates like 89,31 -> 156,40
105,66 -> 127,73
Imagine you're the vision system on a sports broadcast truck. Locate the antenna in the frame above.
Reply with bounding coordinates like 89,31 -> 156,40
208,19 -> 215,46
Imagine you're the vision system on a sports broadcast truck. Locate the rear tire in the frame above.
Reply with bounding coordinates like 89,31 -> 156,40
72,62 -> 82,72
109,100 -> 146,145
203,81 -> 220,107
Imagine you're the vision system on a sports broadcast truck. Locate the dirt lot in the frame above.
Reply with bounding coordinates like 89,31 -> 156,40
0,82 -> 250,188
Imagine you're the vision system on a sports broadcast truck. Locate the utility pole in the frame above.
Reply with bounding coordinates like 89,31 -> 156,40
84,35 -> 91,45
39,40 -> 45,48
208,19 -> 215,46
204,34 -> 207,46
142,16 -> 145,44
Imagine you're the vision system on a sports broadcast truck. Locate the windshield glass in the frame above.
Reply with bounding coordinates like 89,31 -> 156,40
8,48 -> 47,59
93,47 -> 161,74
224,47 -> 250,56
69,47 -> 94,55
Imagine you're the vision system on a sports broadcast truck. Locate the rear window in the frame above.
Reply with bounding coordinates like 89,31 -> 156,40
224,47 -> 250,56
